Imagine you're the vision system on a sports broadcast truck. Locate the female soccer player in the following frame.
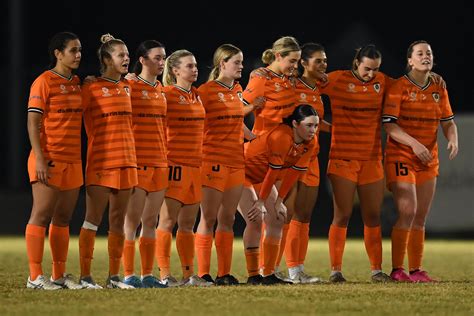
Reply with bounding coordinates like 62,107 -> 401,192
383,40 -> 458,282
26,31 -> 84,290
239,104 -> 318,285
155,50 -> 211,287
120,40 -> 168,288
79,34 -> 137,289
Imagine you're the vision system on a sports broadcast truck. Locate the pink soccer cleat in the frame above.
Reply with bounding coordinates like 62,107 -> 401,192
409,270 -> 437,283
390,269 -> 413,282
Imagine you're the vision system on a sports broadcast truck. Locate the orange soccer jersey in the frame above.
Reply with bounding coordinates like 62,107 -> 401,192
129,76 -> 167,167
383,75 -> 454,168
163,85 -> 205,167
321,70 -> 388,161
27,70 -> 83,163
198,80 -> 245,168
242,68 -> 297,135
244,124 -> 315,184
82,77 -> 137,171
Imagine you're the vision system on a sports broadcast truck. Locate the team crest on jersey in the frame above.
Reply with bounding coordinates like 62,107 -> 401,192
102,87 -> 111,97
274,82 -> 282,92
409,91 -> 417,101
60,84 -> 68,94
347,83 -> 356,93
217,92 -> 226,102
178,95 -> 188,104
373,83 -> 381,93
124,86 -> 131,96
141,90 -> 150,99
299,93 -> 307,102
237,91 -> 243,101
432,92 -> 440,103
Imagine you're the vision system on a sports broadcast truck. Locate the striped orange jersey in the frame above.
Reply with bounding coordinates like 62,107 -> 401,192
82,77 -> 137,171
198,80 -> 245,168
295,77 -> 324,156
27,70 -> 83,163
242,68 -> 297,135
244,124 -> 315,184
383,75 -> 454,168
163,85 -> 205,167
129,76 -> 167,167
321,70 -> 388,161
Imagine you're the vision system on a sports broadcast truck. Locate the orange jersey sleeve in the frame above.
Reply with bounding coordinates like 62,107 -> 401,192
129,77 -> 167,167
163,85 -> 205,167
28,70 -> 83,163
82,77 -> 136,171
324,70 -> 386,161
243,68 -> 297,135
198,80 -> 245,168
383,75 -> 454,168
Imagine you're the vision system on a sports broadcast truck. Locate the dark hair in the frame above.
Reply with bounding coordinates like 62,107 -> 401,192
406,40 -> 431,72
282,104 -> 318,126
352,44 -> 382,70
97,33 -> 126,74
48,32 -> 79,68
132,40 -> 165,74
297,42 -> 325,77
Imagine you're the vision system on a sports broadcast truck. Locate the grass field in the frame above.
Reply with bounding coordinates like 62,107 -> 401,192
0,237 -> 472,315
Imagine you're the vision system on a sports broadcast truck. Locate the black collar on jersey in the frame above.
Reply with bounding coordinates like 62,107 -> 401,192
173,84 -> 192,94
100,76 -> 120,84
404,74 -> 432,91
267,68 -> 285,79
49,69 -> 73,81
137,75 -> 158,87
215,80 -> 235,90
350,70 -> 374,84
298,77 -> 317,91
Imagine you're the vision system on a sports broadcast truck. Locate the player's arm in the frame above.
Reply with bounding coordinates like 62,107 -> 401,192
441,118 -> 458,160
27,112 -> 49,184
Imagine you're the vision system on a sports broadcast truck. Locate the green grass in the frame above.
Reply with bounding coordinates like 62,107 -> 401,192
0,237 -> 473,315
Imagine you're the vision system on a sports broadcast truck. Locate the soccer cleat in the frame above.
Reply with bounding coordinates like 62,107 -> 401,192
329,271 -> 346,283
290,271 -> 324,284
371,272 -> 393,283
141,275 -> 168,288
262,273 -> 293,285
160,275 -> 180,287
274,271 -> 294,283
200,274 -> 215,284
123,275 -> 143,288
246,274 -> 263,285
390,269 -> 413,282
106,275 -> 135,289
181,275 -> 214,287
51,273 -> 85,289
409,270 -> 437,283
80,276 -> 103,289
215,274 -> 240,286
27,275 -> 62,290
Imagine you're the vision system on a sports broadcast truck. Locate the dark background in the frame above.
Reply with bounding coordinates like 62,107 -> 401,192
1,0 -> 471,236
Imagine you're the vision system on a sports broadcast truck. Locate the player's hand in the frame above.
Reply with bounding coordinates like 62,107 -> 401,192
447,140 -> 458,160
411,141 -> 432,165
35,156 -> 50,185
125,73 -> 138,81
83,75 -> 97,84
274,199 -> 287,222
252,96 -> 266,111
248,200 -> 265,222
430,72 -> 446,89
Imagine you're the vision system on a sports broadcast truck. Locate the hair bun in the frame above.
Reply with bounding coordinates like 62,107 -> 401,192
100,33 -> 115,44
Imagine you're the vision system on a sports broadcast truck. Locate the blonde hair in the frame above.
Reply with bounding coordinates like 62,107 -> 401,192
162,49 -> 194,86
97,33 -> 126,74
208,44 -> 242,82
261,36 -> 300,65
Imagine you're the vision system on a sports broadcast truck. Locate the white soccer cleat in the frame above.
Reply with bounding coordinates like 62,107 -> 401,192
51,273 -> 85,289
290,271 -> 324,284
181,275 -> 214,287
106,276 -> 135,289
27,275 -> 62,290
274,271 -> 294,283
80,276 -> 103,289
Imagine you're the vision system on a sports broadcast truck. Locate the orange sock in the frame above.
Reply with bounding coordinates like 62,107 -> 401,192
285,220 -> 302,268
364,225 -> 383,271
49,224 -> 69,280
328,224 -> 347,271
391,227 -> 410,269
122,239 -> 135,277
245,248 -> 260,277
258,223 -> 265,269
139,236 -> 156,276
108,231 -> 125,276
79,228 -> 96,277
195,233 -> 213,277
215,231 -> 233,277
155,229 -> 172,279
298,222 -> 310,265
407,228 -> 425,271
276,223 -> 289,268
26,224 -> 46,280
176,231 -> 195,279
263,235 -> 280,276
